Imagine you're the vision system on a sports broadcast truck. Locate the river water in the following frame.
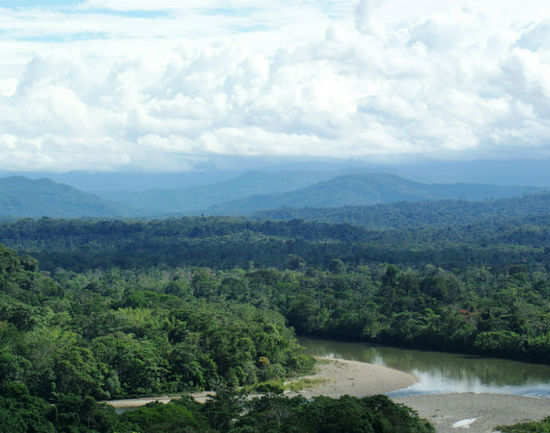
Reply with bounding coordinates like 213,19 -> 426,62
299,337 -> 550,398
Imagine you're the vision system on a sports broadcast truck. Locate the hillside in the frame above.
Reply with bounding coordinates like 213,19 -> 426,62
98,170 -> 336,215
207,173 -> 542,216
256,191 -> 550,230
1,173 -> 544,220
0,176 -> 120,218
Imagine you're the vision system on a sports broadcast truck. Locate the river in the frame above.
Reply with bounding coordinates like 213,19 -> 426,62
299,337 -> 550,398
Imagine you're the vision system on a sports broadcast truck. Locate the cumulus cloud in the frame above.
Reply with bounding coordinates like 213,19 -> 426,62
1,0 -> 550,170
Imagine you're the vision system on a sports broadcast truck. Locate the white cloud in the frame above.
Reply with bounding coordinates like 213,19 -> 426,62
355,0 -> 385,33
0,79 -> 17,97
1,1 -> 550,171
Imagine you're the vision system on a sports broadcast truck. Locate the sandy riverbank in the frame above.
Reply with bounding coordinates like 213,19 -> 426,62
287,356 -> 418,398
288,359 -> 550,432
395,393 -> 550,433
105,359 -> 550,433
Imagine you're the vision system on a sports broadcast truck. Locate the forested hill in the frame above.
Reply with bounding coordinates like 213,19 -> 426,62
3,214 -> 550,272
0,173 -> 542,218
0,176 -> 120,218
206,173 -> 542,216
256,191 -> 550,230
0,240 -> 435,433
98,170 -> 335,215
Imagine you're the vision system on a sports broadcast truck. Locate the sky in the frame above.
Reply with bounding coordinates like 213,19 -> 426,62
1,0 -> 550,171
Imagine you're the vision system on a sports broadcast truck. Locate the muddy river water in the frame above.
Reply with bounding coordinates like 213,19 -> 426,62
299,337 -> 550,398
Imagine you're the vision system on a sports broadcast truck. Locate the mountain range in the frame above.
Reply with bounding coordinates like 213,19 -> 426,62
0,171 -> 545,219
0,177 -> 119,218
205,173 -> 541,216
98,170 -> 336,215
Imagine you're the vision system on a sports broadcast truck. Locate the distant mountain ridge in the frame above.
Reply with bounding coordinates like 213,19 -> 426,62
0,176 -> 119,218
5,158 -> 550,189
0,172 -> 545,219
98,170 -> 337,215
206,173 -> 542,216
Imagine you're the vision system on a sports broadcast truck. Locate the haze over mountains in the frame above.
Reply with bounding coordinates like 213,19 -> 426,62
0,166 -> 547,219
0,177 -> 119,218
98,171 -> 337,216
205,173 -> 541,216
6,158 -> 550,190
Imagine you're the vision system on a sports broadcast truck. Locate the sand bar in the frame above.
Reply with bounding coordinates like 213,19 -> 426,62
395,393 -> 550,433
107,392 -> 217,408
107,396 -> 175,409
287,356 -> 418,399
286,360 -> 550,432
105,359 -> 550,433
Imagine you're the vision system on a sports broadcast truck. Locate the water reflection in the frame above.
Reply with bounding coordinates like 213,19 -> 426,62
299,337 -> 550,397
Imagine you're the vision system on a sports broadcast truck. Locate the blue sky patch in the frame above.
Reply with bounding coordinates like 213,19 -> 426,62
3,0 -> 82,7
70,8 -> 170,18
18,31 -> 109,42
200,7 -> 259,17
3,1 -> 167,18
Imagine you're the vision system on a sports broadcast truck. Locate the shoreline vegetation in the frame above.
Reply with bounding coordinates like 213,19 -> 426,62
105,357 -> 418,408
7,217 -> 550,365
105,357 -> 550,433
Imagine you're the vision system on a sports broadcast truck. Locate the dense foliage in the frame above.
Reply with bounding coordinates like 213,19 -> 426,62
0,242 -> 321,431
117,392 -> 434,433
256,192 -> 550,230
33,260 -> 550,362
0,243 -> 313,397
0,241 -> 438,432
5,215 -> 550,361
4,216 -> 550,363
4,214 -> 550,272
497,417 -> 550,432
5,207 -> 550,431
0,391 -> 434,433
